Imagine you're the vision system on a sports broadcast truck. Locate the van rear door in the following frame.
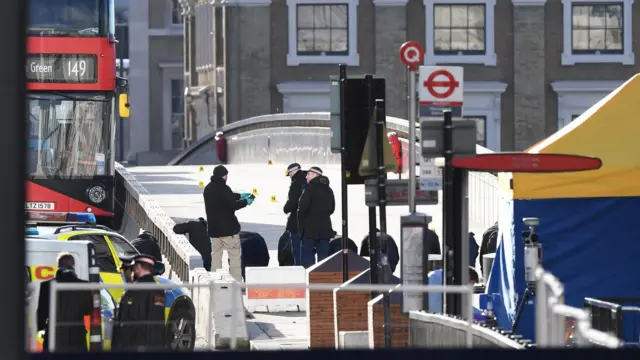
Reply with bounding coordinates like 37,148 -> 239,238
25,239 -> 98,352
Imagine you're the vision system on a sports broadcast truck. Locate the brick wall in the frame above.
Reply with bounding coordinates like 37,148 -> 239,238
308,271 -> 364,348
368,295 -> 409,348
333,270 -> 371,347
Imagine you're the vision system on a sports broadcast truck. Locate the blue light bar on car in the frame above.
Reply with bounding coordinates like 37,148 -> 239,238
25,227 -> 39,236
66,212 -> 97,224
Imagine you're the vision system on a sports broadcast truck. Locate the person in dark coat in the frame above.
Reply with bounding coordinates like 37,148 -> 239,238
283,163 -> 307,266
37,253 -> 92,352
111,254 -> 167,352
469,232 -> 480,267
480,222 -> 499,275
238,231 -> 270,279
297,166 -> 335,268
359,230 -> 400,273
173,218 -> 212,271
204,165 -> 254,282
277,231 -> 294,266
328,233 -> 358,255
131,230 -> 165,276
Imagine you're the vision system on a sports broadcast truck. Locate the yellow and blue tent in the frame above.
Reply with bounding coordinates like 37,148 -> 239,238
487,74 -> 640,342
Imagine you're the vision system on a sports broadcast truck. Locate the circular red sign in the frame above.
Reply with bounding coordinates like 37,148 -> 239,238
424,69 -> 460,99
399,41 -> 424,68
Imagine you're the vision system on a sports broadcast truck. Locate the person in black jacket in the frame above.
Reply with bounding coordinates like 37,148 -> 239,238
37,252 -> 92,352
298,166 -> 335,268
359,230 -> 400,273
328,231 -> 358,255
238,231 -> 270,279
283,163 -> 307,265
173,218 -> 212,271
204,165 -> 254,282
112,254 -> 166,352
480,222 -> 499,275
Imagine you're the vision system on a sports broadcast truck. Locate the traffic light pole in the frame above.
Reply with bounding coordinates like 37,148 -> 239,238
374,98 -> 392,348
339,64 -> 349,283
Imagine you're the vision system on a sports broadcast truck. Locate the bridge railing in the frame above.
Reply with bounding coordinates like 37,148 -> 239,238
535,267 -> 622,348
115,162 -> 203,283
408,312 -> 528,348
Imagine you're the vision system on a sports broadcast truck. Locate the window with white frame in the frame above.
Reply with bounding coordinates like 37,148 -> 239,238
561,0 -> 634,65
297,4 -> 348,56
434,4 -> 486,55
464,115 -> 486,147
170,79 -> 184,149
424,0 -> 496,66
286,0 -> 360,66
171,0 -> 184,25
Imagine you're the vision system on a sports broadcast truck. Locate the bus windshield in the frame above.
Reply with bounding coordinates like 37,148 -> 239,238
26,92 -> 114,179
28,0 -> 108,37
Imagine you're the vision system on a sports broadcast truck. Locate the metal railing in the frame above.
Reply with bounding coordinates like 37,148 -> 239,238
535,267 -> 622,348
45,281 -> 475,351
115,163 -> 203,282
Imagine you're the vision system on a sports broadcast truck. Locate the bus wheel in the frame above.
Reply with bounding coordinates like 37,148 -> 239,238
168,308 -> 195,351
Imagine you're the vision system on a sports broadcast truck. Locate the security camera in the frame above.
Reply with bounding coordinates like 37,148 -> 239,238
522,217 -> 540,227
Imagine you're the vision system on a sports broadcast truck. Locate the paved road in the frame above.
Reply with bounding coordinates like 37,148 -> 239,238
127,164 -> 460,275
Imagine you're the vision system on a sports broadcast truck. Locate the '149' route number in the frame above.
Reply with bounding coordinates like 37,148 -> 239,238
67,60 -> 87,78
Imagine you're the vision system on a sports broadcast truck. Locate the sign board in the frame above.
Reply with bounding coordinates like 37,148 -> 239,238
26,54 -> 98,84
419,158 -> 442,191
420,119 -> 478,158
452,153 -> 603,173
364,179 -> 438,207
329,77 -> 342,153
418,66 -> 464,117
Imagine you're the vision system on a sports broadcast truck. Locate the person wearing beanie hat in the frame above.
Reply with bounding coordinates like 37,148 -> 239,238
297,166 -> 335,268
203,165 -> 254,282
283,163 -> 307,265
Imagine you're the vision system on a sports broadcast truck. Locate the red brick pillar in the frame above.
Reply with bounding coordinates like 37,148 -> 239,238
367,290 -> 409,348
333,269 -> 371,347
307,250 -> 370,349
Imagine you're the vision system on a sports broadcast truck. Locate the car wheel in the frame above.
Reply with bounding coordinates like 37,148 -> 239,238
168,308 -> 196,351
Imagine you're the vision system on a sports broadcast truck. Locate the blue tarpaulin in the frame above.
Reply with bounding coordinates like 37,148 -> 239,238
487,196 -> 640,341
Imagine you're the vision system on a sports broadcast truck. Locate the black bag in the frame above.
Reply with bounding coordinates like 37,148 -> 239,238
277,231 -> 294,266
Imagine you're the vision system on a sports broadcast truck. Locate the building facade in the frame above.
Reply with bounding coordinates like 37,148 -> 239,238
182,0 -> 639,151
127,0 -> 186,165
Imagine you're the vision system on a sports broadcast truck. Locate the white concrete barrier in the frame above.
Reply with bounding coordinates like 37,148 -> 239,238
245,266 -> 306,312
212,270 -> 249,348
338,331 -> 369,349
191,268 -> 249,349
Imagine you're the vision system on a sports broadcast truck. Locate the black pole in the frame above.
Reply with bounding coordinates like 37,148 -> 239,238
118,57 -> 124,162
373,98 -> 392,348
1,0 -> 26,357
442,110 -> 457,315
339,64 -> 349,283
368,206 -> 378,296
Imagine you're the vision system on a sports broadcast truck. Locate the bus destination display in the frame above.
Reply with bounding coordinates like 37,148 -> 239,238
26,54 -> 97,83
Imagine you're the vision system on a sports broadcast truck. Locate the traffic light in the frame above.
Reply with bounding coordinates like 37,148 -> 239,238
342,76 -> 386,185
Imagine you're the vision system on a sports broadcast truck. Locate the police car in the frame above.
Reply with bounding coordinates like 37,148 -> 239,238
25,211 -> 196,351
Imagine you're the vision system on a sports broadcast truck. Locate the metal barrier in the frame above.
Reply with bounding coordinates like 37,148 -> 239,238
584,298 -> 623,338
409,312 -> 527,348
535,267 -> 622,348
115,163 -> 203,282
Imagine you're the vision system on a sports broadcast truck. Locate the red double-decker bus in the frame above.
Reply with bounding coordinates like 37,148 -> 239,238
26,0 -> 129,226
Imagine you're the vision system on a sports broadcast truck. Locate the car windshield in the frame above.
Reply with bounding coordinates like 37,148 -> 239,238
107,235 -> 140,257
28,0 -> 108,37
26,92 -> 114,179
